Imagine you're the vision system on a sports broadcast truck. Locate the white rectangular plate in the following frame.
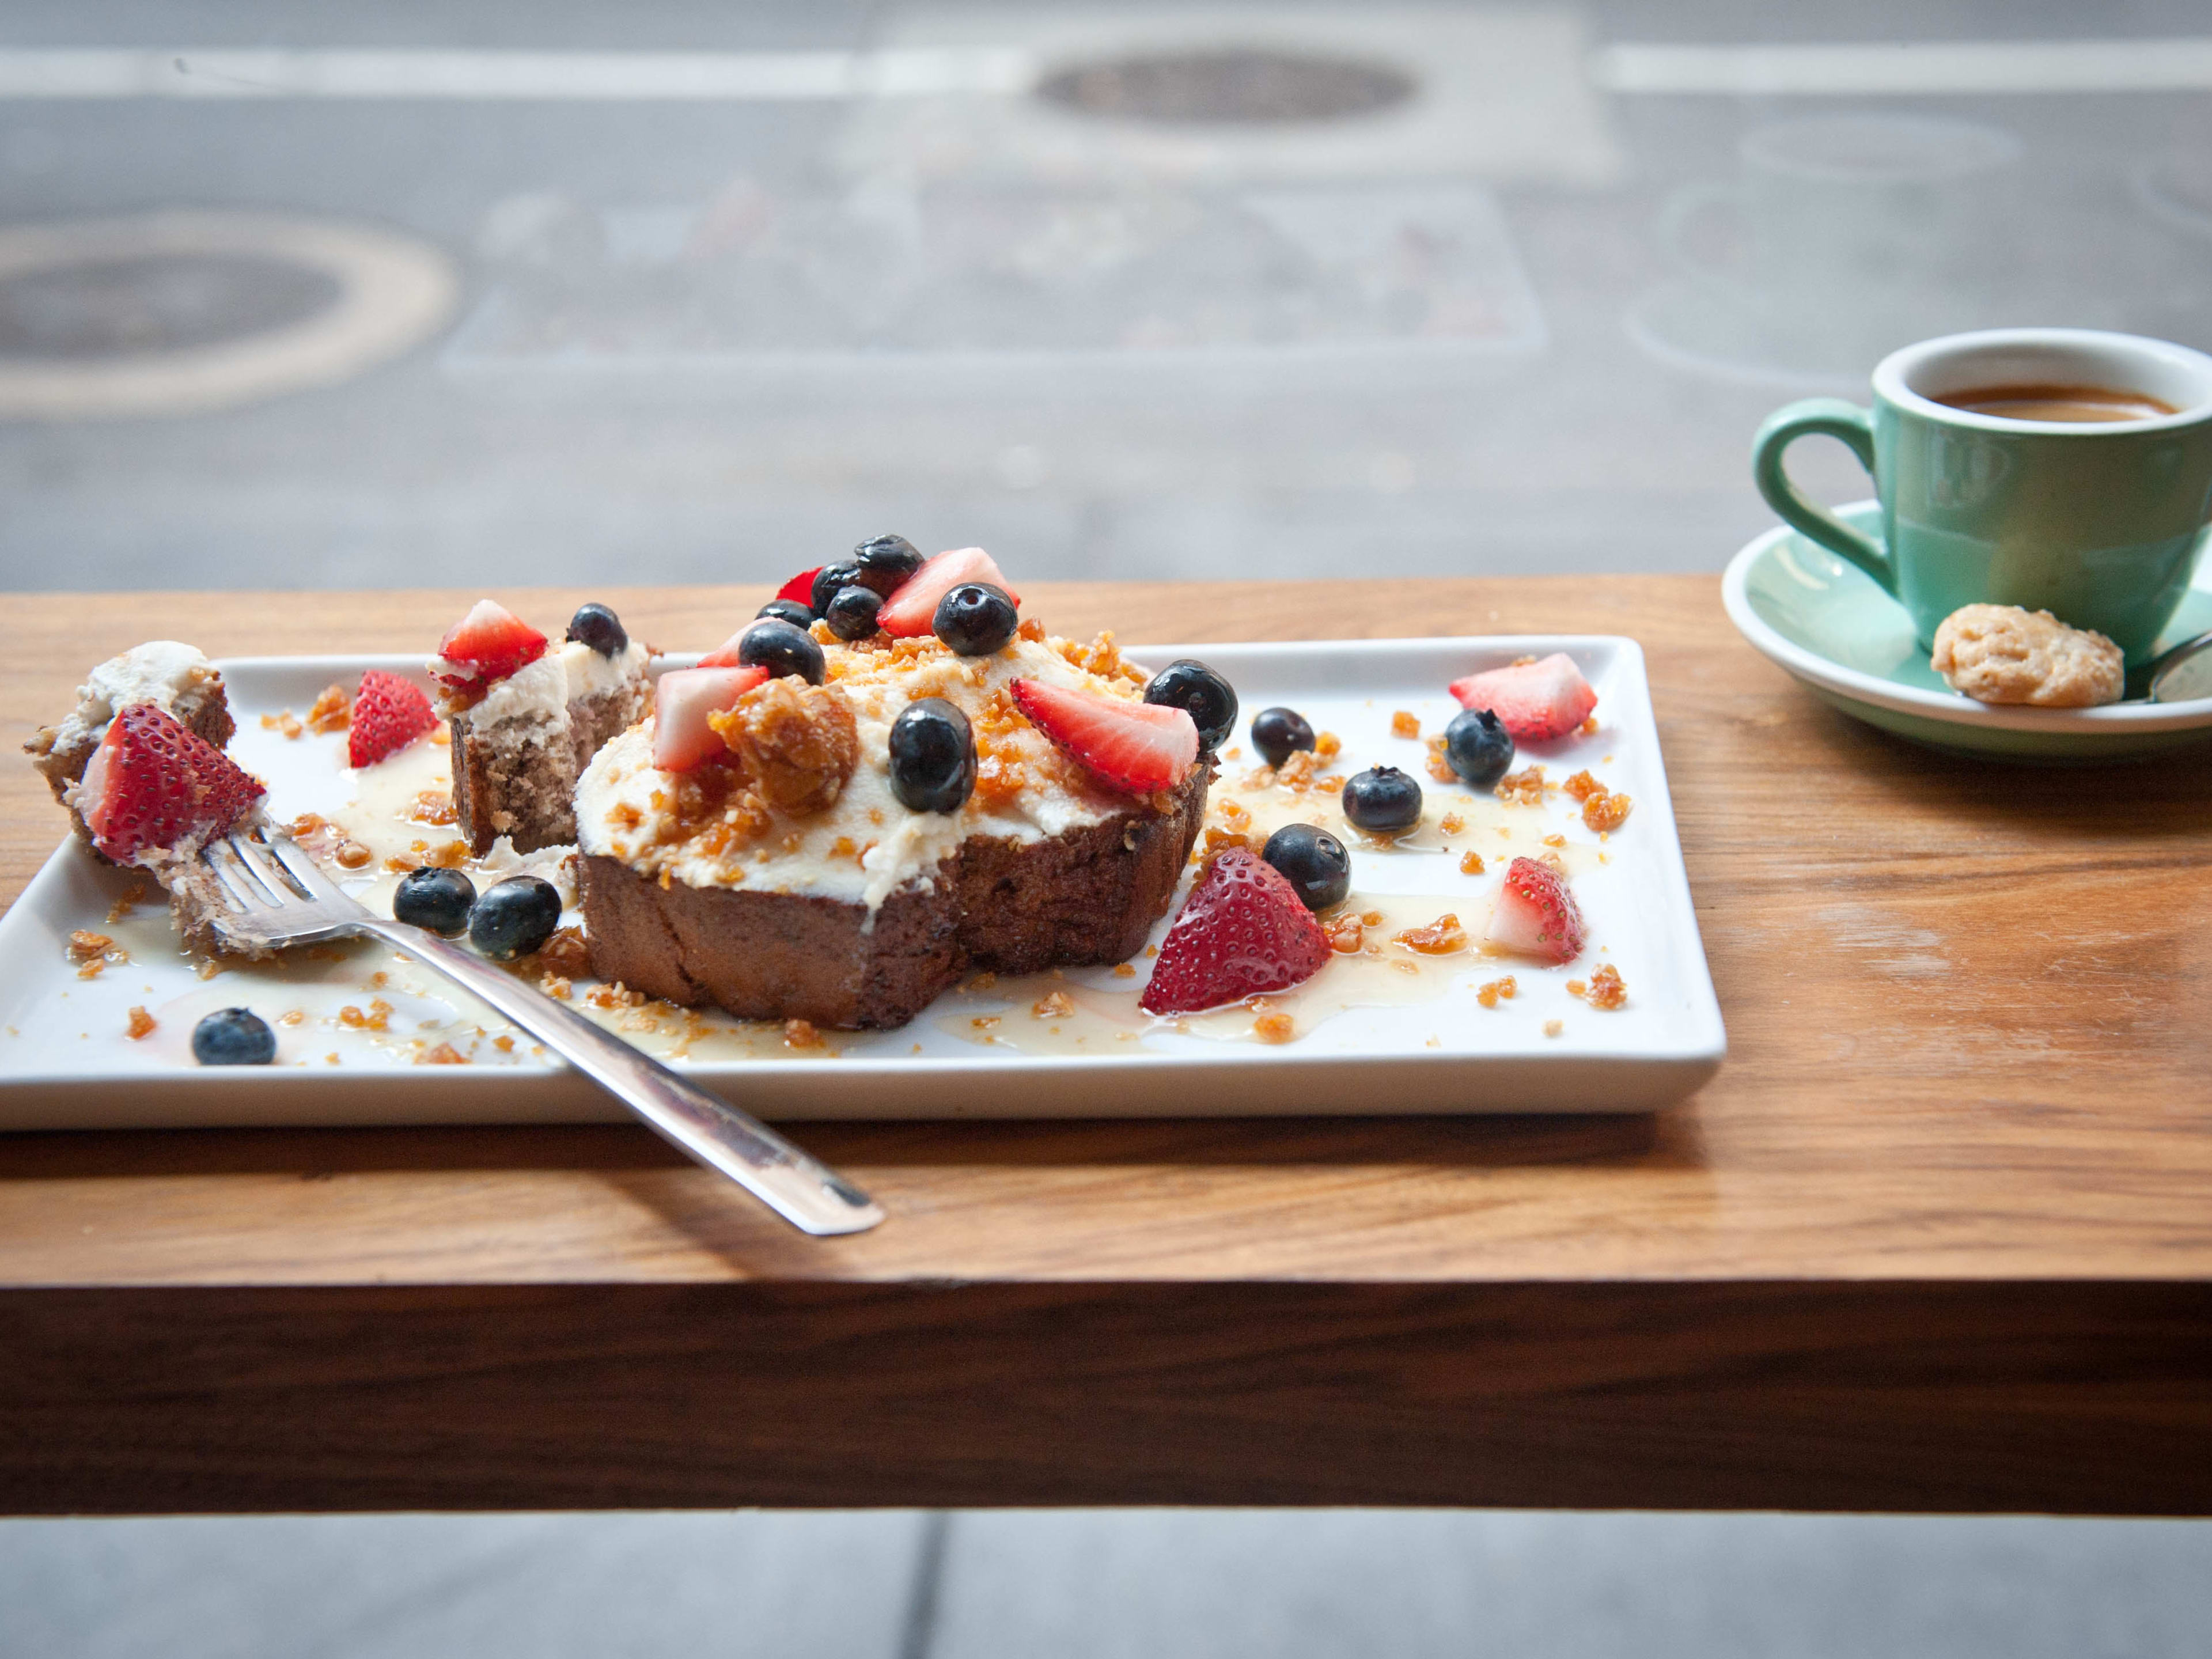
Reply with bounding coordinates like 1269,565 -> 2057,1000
0,636 -> 1723,1125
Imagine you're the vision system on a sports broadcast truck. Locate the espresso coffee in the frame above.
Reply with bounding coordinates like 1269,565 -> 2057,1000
1937,382 -> 2178,423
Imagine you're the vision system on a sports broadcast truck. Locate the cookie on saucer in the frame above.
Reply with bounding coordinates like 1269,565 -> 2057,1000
1931,605 -> 2124,708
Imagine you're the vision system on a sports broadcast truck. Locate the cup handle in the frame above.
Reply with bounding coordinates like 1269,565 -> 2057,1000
1751,399 -> 1894,597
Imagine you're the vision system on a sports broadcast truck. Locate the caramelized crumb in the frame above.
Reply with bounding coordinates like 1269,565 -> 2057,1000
964,970 -> 998,992
1275,750 -> 1319,789
1579,963 -> 1627,1010
1314,731 -> 1340,759
105,882 -> 151,924
493,1034 -> 514,1052
1390,710 -> 1421,738
533,926 -> 591,979
305,683 -> 352,734
1324,912 -> 1366,955
338,999 -> 395,1033
1202,827 -> 1255,863
1218,799 -> 1252,831
1578,715 -> 1600,736
1360,909 -> 1383,926
1017,616 -> 1046,642
1544,1018 -> 1564,1037
539,974 -> 573,1000
1583,790 -> 1632,834
260,710 -> 306,739
1438,812 -> 1464,835
195,957 -> 222,980
429,840 -> 470,869
1563,770 -> 1602,802
970,1016 -> 1001,1031
1423,733 -> 1457,783
125,1006 -> 156,1040
1497,766 -> 1546,805
286,813 -> 327,839
1112,962 -> 1137,978
1253,1011 -> 1296,1044
410,791 -> 457,826
278,1010 -> 305,1027
75,960 -> 104,980
1394,913 -> 1467,955
1540,851 -> 1566,874
419,1042 -> 467,1065
66,930 -> 112,963
1542,834 -> 1566,848
711,677 -> 859,814
1032,990 -> 1074,1019
1475,976 -> 1518,1009
334,840 -> 373,869
1458,850 -> 1486,876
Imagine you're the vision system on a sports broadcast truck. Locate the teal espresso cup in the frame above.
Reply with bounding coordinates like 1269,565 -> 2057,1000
1752,328 -> 2212,663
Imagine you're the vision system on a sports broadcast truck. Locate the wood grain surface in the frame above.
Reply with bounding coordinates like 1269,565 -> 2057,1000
3,579 -> 2209,1516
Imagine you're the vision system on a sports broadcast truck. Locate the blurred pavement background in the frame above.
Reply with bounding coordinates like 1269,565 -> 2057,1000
5,3 -> 2211,1653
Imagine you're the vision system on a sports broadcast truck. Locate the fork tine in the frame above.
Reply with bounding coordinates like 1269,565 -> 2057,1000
228,830 -> 310,902
197,841 -> 265,911
262,831 -> 346,901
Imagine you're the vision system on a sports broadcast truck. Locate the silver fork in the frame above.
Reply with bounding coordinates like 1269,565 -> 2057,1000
196,828 -> 884,1237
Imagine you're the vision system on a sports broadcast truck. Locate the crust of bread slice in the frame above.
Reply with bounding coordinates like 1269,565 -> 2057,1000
578,765 -> 1210,1030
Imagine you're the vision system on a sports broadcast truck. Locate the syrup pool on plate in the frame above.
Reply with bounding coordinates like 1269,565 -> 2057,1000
934,892 -> 1541,1055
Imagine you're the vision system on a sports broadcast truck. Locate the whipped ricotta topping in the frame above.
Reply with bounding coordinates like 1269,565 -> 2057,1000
438,639 -> 650,728
560,637 -> 649,704
577,632 -> 1160,911
54,641 -> 215,749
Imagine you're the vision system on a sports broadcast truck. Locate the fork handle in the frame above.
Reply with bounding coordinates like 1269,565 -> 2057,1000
371,923 -> 885,1237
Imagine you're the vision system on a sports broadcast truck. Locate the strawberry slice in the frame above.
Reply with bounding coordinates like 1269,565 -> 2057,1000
696,626 -> 753,669
877,547 -> 1021,638
1141,847 -> 1331,1015
775,567 -> 822,608
79,704 -> 266,865
1009,677 -> 1197,794
1448,653 -> 1597,744
347,669 -> 438,768
433,600 -> 548,692
653,665 -> 767,771
1484,855 -> 1586,963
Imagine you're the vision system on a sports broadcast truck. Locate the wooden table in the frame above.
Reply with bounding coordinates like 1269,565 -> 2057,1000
3,579 -> 2208,1517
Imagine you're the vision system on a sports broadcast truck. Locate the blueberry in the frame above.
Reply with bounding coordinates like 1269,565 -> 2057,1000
756,597 -> 815,630
1143,660 -> 1238,752
565,603 -> 628,657
192,1007 -> 276,1066
392,866 -> 477,936
1342,766 -> 1423,834
933,582 -> 1018,656
737,617 -> 825,684
852,534 -> 924,596
824,584 -> 883,642
469,876 -> 562,961
1262,823 -> 1351,912
1444,706 -> 1515,790
810,561 -> 863,616
1251,706 -> 1316,769
888,698 -> 976,813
